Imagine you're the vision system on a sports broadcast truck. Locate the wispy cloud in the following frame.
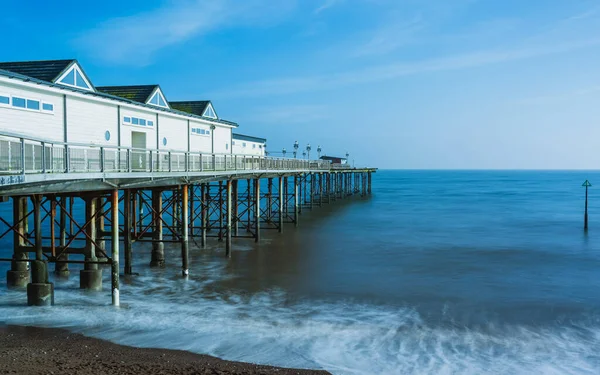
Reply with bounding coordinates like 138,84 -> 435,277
216,37 -> 600,98
75,0 -> 294,65
314,0 -> 343,14
243,104 -> 330,124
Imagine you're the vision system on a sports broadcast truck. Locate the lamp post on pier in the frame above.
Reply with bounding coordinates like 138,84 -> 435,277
302,150 -> 307,159
317,145 -> 322,159
282,148 -> 287,158
293,141 -> 299,159
307,144 -> 312,160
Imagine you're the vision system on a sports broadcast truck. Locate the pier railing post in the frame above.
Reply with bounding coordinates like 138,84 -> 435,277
111,189 -> 120,306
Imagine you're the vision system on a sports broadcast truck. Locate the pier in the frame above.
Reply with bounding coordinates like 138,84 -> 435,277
0,131 -> 375,306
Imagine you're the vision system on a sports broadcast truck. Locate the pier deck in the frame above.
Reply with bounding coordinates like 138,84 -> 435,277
0,131 -> 376,307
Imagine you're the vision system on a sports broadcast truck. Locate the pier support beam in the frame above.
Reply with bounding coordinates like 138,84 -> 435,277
150,190 -> 165,267
201,184 -> 207,248
7,197 -> 29,288
111,189 -> 120,306
80,197 -> 102,291
294,175 -> 299,227
55,197 -> 69,277
28,195 -> 53,306
181,185 -> 190,275
255,178 -> 260,242
226,180 -> 232,257
368,172 -> 372,194
278,177 -> 284,233
124,189 -> 133,275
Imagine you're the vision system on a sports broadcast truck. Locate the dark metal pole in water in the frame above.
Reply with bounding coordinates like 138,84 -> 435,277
294,175 -> 299,227
583,180 -> 592,231
150,190 -> 165,267
201,184 -> 207,248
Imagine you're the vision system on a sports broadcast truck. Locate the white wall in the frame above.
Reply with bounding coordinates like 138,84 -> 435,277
67,96 -> 118,146
120,108 -> 158,149
189,120 -> 212,153
232,139 -> 265,156
213,125 -> 232,154
158,114 -> 188,151
0,81 -> 64,142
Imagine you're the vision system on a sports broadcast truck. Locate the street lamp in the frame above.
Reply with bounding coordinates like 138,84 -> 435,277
293,140 -> 299,159
302,150 -> 307,159
282,148 -> 287,158
306,144 -> 311,160
317,145 -> 322,158
345,152 -> 349,165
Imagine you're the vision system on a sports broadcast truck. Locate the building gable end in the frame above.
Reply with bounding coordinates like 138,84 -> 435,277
55,63 -> 94,92
202,103 -> 217,119
146,87 -> 170,109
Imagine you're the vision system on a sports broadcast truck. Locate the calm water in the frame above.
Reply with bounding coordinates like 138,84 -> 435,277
1,170 -> 599,374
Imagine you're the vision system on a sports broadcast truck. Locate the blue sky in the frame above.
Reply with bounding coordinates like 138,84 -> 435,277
1,0 -> 600,169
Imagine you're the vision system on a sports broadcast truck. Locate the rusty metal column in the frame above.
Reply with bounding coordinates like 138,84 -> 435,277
124,189 -> 133,275
96,197 -> 106,263
255,178 -> 261,242
27,194 -> 53,306
7,196 -> 28,288
283,177 -> 289,218
111,189 -> 120,306
132,190 -> 138,238
298,174 -> 303,214
278,177 -> 284,232
226,180 -> 232,257
181,185 -> 189,276
201,183 -> 207,248
190,185 -> 195,237
246,179 -> 252,231
294,175 -> 299,227
81,197 -> 102,291
150,190 -> 165,267
55,196 -> 69,276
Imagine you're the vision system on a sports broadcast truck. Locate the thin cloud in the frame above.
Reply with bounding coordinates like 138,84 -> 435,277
74,0 -> 294,65
216,37 -> 600,98
314,0 -> 343,14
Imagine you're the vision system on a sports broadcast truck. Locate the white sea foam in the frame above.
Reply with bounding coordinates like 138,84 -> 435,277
1,272 -> 598,375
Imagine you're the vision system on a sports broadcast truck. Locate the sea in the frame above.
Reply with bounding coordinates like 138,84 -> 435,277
1,170 -> 599,374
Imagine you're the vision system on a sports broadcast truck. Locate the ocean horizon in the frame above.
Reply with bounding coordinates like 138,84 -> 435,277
1,170 -> 599,374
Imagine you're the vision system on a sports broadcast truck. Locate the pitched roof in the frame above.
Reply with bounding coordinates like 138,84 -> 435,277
0,59 -> 75,82
320,155 -> 347,161
95,85 -> 159,104
170,101 -> 210,116
233,133 -> 266,143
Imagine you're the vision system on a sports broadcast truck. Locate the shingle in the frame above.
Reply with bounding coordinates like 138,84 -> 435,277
0,59 -> 74,82
170,101 -> 210,116
95,85 -> 159,104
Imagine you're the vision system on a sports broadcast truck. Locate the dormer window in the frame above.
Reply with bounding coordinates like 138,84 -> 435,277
202,103 -> 217,119
56,63 -> 94,92
147,89 -> 169,109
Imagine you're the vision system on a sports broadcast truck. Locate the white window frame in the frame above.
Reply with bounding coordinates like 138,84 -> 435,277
202,103 -> 217,119
190,127 -> 210,137
0,92 -> 10,107
4,94 -> 53,115
41,101 -> 55,114
146,88 -> 169,109
123,115 -> 154,128
55,64 -> 94,92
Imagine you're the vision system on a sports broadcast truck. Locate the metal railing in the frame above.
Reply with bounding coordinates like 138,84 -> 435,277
0,133 -> 332,175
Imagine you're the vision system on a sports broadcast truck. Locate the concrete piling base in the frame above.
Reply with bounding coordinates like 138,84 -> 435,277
80,269 -> 103,291
150,242 -> 165,267
54,254 -> 70,278
27,282 -> 54,306
7,270 -> 29,288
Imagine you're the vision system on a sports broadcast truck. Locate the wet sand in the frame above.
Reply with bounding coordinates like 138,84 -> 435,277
0,325 -> 331,375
